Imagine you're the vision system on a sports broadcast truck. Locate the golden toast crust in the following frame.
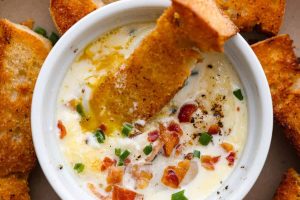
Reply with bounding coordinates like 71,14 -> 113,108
216,0 -> 286,35
88,1 -> 238,133
50,0 -> 97,35
273,168 -> 300,200
0,18 -> 51,200
0,175 -> 30,200
252,35 -> 300,155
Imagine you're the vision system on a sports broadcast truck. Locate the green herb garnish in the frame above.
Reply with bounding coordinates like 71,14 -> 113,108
199,132 -> 212,146
34,27 -> 47,37
122,123 -> 133,136
193,150 -> 201,158
118,159 -> 124,166
76,103 -> 85,117
115,148 -> 121,156
119,149 -> 130,160
49,32 -> 59,45
94,129 -> 105,143
171,190 -> 188,200
73,163 -> 84,173
233,89 -> 244,101
143,144 -> 152,155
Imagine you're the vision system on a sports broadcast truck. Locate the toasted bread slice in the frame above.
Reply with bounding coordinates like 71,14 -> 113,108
0,175 -> 30,200
0,19 -> 51,176
273,168 -> 300,200
86,0 -> 238,133
50,0 -> 98,35
216,0 -> 285,35
251,35 -> 300,155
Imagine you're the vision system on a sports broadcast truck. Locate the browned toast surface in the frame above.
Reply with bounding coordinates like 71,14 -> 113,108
0,19 -> 51,199
273,168 -> 300,200
252,34 -> 300,155
216,0 -> 286,35
0,175 -> 30,200
87,0 -> 238,133
50,0 -> 97,35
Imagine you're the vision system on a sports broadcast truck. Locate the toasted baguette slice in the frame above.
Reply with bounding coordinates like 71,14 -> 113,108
0,19 -> 52,176
273,168 -> 300,200
86,0 -> 238,133
50,0 -> 98,35
0,175 -> 30,200
216,0 -> 286,35
252,35 -> 300,155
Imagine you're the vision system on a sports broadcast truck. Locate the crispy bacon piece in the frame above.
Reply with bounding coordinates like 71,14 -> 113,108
159,123 -> 183,157
161,160 -> 190,188
201,155 -> 220,170
101,157 -> 116,171
208,124 -> 221,135
57,120 -> 67,139
178,104 -> 198,123
131,165 -> 153,189
112,185 -> 143,200
88,183 -> 110,200
145,141 -> 164,162
106,166 -> 124,185
167,121 -> 183,135
226,152 -> 236,166
220,142 -> 234,152
147,130 -> 159,142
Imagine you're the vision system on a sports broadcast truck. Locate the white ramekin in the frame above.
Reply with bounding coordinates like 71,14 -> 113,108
31,0 -> 273,199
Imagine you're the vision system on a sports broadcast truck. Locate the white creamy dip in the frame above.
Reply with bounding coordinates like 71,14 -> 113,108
56,22 -> 247,200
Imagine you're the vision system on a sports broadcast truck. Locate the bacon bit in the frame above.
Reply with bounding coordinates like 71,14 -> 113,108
184,153 -> 194,160
57,120 -> 67,139
161,160 -> 190,188
201,155 -> 220,170
101,157 -> 116,171
208,124 -> 221,135
131,165 -> 153,189
145,141 -> 164,162
178,104 -> 198,122
88,183 -> 109,199
159,123 -> 183,157
131,165 -> 153,190
112,185 -> 142,200
105,185 -> 113,192
124,158 -> 131,166
220,142 -> 234,152
147,130 -> 159,142
175,144 -> 184,156
106,166 -> 124,185
99,124 -> 107,131
167,121 -> 183,135
226,152 -> 236,166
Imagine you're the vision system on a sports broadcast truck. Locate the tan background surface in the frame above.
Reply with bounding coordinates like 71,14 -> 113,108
0,0 -> 299,199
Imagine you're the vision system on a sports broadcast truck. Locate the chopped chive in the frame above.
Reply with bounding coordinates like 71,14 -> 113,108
193,150 -> 201,158
94,129 -> 105,143
191,70 -> 199,76
115,148 -> 121,156
233,89 -> 243,101
49,32 -> 59,45
122,123 -> 133,136
34,27 -> 47,37
76,103 -> 85,117
171,190 -> 188,200
73,163 -> 84,173
120,149 -> 130,160
118,159 -> 124,166
199,132 -> 213,146
143,144 -> 152,155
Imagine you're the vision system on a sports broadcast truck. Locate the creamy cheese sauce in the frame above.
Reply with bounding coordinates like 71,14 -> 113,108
56,22 -> 247,200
